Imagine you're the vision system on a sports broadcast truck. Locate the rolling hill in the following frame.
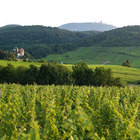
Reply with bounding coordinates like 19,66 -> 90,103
46,46 -> 140,68
47,26 -> 140,68
0,25 -> 97,58
59,22 -> 116,31
0,25 -> 140,68
91,25 -> 140,47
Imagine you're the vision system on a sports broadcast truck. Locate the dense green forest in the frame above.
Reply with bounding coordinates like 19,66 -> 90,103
92,26 -> 140,46
0,25 -> 98,58
0,25 -> 140,59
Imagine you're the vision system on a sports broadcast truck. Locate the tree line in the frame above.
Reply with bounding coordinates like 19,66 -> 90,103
0,62 -> 123,87
0,49 -> 15,60
0,25 -> 96,59
0,25 -> 140,59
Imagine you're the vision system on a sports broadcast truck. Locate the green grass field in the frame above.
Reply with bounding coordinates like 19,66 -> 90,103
0,60 -> 140,84
46,46 -> 140,68
65,64 -> 140,84
89,65 -> 140,84
0,60 -> 42,67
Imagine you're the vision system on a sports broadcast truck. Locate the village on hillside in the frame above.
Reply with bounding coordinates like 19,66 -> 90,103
13,47 -> 24,60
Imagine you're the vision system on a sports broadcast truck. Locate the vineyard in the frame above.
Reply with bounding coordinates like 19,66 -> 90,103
0,84 -> 140,139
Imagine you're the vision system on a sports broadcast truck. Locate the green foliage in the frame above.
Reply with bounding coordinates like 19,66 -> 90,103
1,60 -> 140,86
24,65 -> 39,85
0,62 -> 124,87
15,66 -> 28,84
92,25 -> 140,47
46,46 -> 140,69
0,84 -> 139,139
1,25 -> 140,60
72,62 -> 123,87
93,67 -> 112,86
0,49 -> 7,59
38,59 -> 47,63
72,62 -> 94,85
0,63 -> 72,85
0,49 -> 15,60
37,63 -> 72,85
0,25 -> 95,58
122,60 -> 131,67
0,63 -> 16,83
93,67 -> 123,86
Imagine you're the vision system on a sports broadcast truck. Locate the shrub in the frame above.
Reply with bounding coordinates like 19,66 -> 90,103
111,77 -> 124,87
72,62 -> 94,86
1,64 -> 16,83
38,59 -> 47,63
122,60 -> 130,67
25,65 -> 39,84
93,67 -> 113,86
93,67 -> 123,87
0,65 -> 4,83
16,66 -> 28,84
37,63 -> 72,85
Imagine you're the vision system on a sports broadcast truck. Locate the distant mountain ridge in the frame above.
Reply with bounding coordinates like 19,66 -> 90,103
59,22 -> 116,31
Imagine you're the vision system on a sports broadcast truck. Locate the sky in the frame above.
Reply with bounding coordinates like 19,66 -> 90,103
0,0 -> 140,27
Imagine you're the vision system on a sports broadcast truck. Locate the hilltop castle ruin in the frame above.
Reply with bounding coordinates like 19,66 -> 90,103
13,47 -> 24,58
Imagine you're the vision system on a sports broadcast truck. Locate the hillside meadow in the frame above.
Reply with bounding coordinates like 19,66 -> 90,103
0,60 -> 140,84
46,46 -> 140,69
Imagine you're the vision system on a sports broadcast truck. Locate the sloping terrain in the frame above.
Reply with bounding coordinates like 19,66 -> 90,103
92,26 -> 140,47
0,25 -> 140,66
46,46 -> 140,68
0,25 -> 97,58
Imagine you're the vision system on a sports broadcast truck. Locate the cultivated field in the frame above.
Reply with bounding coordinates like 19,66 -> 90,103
0,84 -> 139,139
46,46 -> 140,68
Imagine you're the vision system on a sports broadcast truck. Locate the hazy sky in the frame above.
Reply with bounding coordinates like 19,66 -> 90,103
0,0 -> 140,27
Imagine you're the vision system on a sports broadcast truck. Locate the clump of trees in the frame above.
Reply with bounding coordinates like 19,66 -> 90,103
0,49 -> 15,60
0,63 -> 72,85
72,62 -> 94,86
0,62 -> 123,87
122,60 -> 130,67
72,62 -> 123,87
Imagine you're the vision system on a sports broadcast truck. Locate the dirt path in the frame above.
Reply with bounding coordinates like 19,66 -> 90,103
69,48 -> 83,57
101,61 -> 110,65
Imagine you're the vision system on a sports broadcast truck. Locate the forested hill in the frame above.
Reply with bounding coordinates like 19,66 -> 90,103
92,26 -> 140,47
0,25 -> 140,59
0,25 -> 98,58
